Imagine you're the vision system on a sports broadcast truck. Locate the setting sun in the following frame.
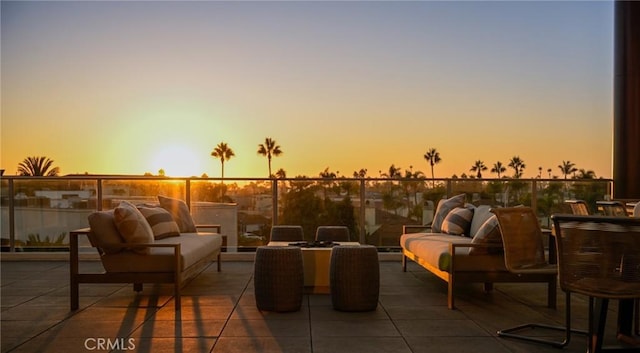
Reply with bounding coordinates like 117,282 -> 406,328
149,144 -> 204,177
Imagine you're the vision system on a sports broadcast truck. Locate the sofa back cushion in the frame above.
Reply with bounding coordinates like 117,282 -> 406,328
158,195 -> 197,233
441,206 -> 474,236
114,201 -> 154,255
138,206 -> 180,240
432,194 -> 466,233
88,210 -> 124,254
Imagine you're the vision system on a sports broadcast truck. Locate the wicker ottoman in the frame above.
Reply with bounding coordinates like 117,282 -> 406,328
254,246 -> 304,312
330,245 -> 379,312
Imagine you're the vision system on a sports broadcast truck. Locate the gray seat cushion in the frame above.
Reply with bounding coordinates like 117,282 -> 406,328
101,233 -> 222,273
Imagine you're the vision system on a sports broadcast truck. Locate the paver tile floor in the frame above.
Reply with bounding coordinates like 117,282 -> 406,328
1,259 -> 637,353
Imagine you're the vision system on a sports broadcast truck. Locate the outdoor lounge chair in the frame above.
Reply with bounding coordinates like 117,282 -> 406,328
270,225 -> 304,241
552,214 -> 640,353
493,207 -> 586,348
315,226 -> 350,242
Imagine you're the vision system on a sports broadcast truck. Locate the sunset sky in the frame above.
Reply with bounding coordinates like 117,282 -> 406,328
1,1 -> 614,179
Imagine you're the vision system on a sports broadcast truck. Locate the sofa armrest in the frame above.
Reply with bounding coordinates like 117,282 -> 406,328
403,224 -> 433,233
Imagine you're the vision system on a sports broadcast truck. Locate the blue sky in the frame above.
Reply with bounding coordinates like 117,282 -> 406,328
1,0 -> 614,178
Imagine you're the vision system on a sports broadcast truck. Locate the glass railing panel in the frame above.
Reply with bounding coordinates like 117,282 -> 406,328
275,178 -> 361,244
189,179 -> 273,251
0,176 -> 616,253
102,178 -> 186,209
1,177 -> 10,251
535,178 -> 611,221
7,178 -> 97,252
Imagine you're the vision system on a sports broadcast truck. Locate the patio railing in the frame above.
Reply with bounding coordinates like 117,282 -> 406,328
0,175 -> 613,253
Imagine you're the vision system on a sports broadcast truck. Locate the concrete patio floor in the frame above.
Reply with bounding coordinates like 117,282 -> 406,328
1,257 -> 637,353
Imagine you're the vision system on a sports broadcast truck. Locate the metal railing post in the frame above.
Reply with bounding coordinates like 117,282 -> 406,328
272,179 -> 278,225
360,178 -> 366,244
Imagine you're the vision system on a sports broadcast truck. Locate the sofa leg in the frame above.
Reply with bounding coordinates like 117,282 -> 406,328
402,255 -> 407,272
133,283 -> 143,292
217,253 -> 221,272
448,280 -> 455,310
70,280 -> 79,310
483,283 -> 494,292
174,284 -> 181,311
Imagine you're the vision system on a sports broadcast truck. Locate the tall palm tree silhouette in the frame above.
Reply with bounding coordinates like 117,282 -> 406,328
423,148 -> 441,188
17,156 -> 60,176
257,137 -> 283,177
491,161 -> 506,178
508,156 -> 526,178
470,160 -> 487,178
557,160 -> 577,179
211,142 -> 235,179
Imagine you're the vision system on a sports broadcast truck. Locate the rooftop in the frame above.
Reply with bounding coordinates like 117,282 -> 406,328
0,258 -> 630,353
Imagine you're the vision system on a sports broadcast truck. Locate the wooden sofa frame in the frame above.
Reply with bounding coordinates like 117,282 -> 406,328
401,225 -> 557,310
70,225 -> 222,311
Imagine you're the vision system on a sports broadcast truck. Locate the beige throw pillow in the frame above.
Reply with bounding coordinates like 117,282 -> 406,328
113,201 -> 154,255
87,210 -> 124,254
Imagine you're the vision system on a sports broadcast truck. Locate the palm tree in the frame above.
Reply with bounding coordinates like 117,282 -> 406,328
257,137 -> 283,177
381,164 -> 402,178
353,168 -> 367,178
558,160 -> 578,179
423,148 -> 441,188
470,160 -> 487,178
17,156 -> 60,176
508,156 -> 526,178
491,161 -> 506,178
575,169 -> 596,179
211,142 -> 235,179
275,168 -> 287,179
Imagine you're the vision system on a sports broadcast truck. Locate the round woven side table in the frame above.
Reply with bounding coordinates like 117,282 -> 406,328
330,245 -> 379,312
254,246 -> 304,312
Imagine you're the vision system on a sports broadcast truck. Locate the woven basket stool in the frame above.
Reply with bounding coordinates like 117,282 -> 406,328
330,245 -> 379,312
254,246 -> 304,312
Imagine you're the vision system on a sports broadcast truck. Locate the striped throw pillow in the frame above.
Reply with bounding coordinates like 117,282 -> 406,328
469,215 -> 503,255
138,206 -> 181,240
158,195 -> 197,233
431,194 -> 466,233
441,207 -> 474,236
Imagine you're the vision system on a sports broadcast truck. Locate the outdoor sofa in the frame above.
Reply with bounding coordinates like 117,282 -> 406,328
69,196 -> 223,311
400,194 -> 557,309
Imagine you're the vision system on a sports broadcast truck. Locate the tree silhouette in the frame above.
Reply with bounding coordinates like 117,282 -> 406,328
508,156 -> 526,178
257,137 -> 283,177
575,169 -> 596,179
423,148 -> 441,188
353,168 -> 367,178
558,160 -> 577,179
275,168 -> 287,179
211,142 -> 235,178
470,160 -> 487,178
17,156 -> 60,176
381,164 -> 402,178
490,161 -> 506,178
